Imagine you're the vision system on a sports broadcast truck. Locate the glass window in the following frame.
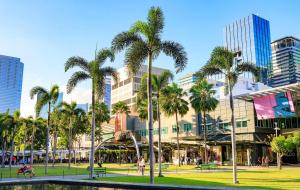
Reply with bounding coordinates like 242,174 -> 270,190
183,123 -> 192,132
172,125 -> 177,133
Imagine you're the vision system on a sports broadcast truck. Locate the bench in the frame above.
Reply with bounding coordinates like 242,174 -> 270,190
94,167 -> 106,177
156,164 -> 169,171
196,163 -> 218,171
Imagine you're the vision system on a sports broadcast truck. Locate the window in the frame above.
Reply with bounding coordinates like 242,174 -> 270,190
183,123 -> 192,132
219,122 -> 231,130
172,125 -> 177,133
162,127 -> 168,134
236,120 -> 248,128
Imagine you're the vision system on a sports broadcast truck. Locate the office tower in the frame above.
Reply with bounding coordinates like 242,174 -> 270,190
111,65 -> 168,114
224,14 -> 272,84
76,103 -> 89,113
271,36 -> 300,87
37,92 -> 63,118
103,77 -> 111,110
0,55 -> 24,114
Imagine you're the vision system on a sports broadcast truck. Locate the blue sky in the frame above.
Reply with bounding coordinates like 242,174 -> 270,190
0,0 -> 300,115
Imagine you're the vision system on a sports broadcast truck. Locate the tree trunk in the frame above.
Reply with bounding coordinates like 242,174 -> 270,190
203,111 -> 208,164
68,117 -> 72,168
30,128 -> 35,165
89,81 -> 96,178
278,155 -> 282,170
175,111 -> 180,167
1,140 -> 6,168
147,52 -> 154,184
157,95 -> 163,177
9,124 -> 17,169
45,102 -> 51,175
23,127 -> 27,163
52,131 -> 57,166
229,87 -> 238,184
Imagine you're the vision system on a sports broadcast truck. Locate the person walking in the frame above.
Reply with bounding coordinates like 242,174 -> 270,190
139,157 -> 145,176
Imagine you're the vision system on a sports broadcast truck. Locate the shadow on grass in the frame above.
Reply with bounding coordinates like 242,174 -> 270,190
95,176 -> 280,190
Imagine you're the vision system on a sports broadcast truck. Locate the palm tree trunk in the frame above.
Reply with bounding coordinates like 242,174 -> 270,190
229,87 -> 238,184
157,95 -> 163,177
203,111 -> 207,164
45,102 -> 51,175
68,118 -> 72,168
9,124 -> 16,169
278,155 -> 282,170
23,127 -> 27,163
147,52 -> 154,184
30,129 -> 35,165
52,131 -> 57,166
89,81 -> 96,178
1,140 -> 6,168
175,111 -> 180,167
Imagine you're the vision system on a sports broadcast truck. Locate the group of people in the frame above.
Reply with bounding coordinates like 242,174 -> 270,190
17,163 -> 35,177
257,156 -> 270,167
137,157 -> 145,175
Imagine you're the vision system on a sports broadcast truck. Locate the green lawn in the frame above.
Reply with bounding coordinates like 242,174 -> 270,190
95,168 -> 300,190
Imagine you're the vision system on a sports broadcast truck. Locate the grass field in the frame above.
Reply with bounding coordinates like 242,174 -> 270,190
95,168 -> 300,190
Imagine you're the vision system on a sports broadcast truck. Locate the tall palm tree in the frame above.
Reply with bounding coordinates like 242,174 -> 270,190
111,7 -> 187,183
28,117 -> 45,165
112,101 -> 131,132
9,110 -> 21,169
65,48 -> 117,178
197,47 -> 259,184
161,83 -> 189,167
189,79 -> 219,164
90,102 -> 110,143
0,111 -> 13,168
137,71 -> 173,176
59,101 -> 85,168
30,84 -> 59,174
50,106 -> 63,166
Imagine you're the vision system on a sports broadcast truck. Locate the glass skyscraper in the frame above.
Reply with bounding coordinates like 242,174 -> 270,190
103,77 -> 111,110
0,55 -> 24,114
224,14 -> 272,84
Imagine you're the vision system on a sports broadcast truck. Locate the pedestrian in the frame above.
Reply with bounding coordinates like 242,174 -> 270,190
139,157 -> 145,176
265,156 -> 269,167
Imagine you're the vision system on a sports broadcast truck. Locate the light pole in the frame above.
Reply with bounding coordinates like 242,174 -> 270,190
274,122 -> 281,169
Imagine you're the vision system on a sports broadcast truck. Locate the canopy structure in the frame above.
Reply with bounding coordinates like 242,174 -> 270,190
235,82 -> 300,101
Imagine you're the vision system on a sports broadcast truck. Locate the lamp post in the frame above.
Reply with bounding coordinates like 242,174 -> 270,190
274,122 -> 281,169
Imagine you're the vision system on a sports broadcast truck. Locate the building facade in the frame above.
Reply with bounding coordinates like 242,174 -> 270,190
223,14 -> 272,84
271,36 -> 300,87
0,55 -> 24,114
111,65 -> 168,114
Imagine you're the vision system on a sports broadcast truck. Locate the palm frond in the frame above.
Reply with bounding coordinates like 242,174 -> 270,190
111,32 -> 142,53
50,85 -> 60,105
236,62 -> 260,82
64,56 -> 89,72
129,20 -> 151,37
161,41 -> 187,73
66,71 -> 90,94
96,48 -> 115,67
125,40 -> 148,75
35,94 -> 50,117
196,64 -> 224,79
100,66 -> 119,83
147,6 -> 164,37
30,86 -> 48,99
209,47 -> 235,69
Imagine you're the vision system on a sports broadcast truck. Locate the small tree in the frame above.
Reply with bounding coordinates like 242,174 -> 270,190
293,132 -> 300,147
271,135 -> 295,170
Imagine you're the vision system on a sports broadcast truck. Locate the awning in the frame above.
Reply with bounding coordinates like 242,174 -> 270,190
235,82 -> 300,101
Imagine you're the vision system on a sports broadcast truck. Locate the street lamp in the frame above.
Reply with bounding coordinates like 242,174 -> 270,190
274,122 -> 281,169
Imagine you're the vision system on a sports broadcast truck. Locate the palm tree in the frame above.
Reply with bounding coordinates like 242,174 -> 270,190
137,71 -> 173,176
9,110 -> 21,169
111,7 -> 187,183
30,84 -> 60,174
59,101 -> 85,168
28,117 -> 45,165
112,101 -> 131,132
189,79 -> 219,164
0,111 -> 13,168
161,83 -> 189,167
197,47 -> 259,184
65,48 -> 117,178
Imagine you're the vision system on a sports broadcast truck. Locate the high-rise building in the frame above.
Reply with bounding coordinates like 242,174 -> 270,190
0,55 -> 24,114
223,14 -> 272,84
103,77 -> 111,110
270,36 -> 300,87
111,65 -> 168,114
77,103 -> 89,113
37,92 -> 63,118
